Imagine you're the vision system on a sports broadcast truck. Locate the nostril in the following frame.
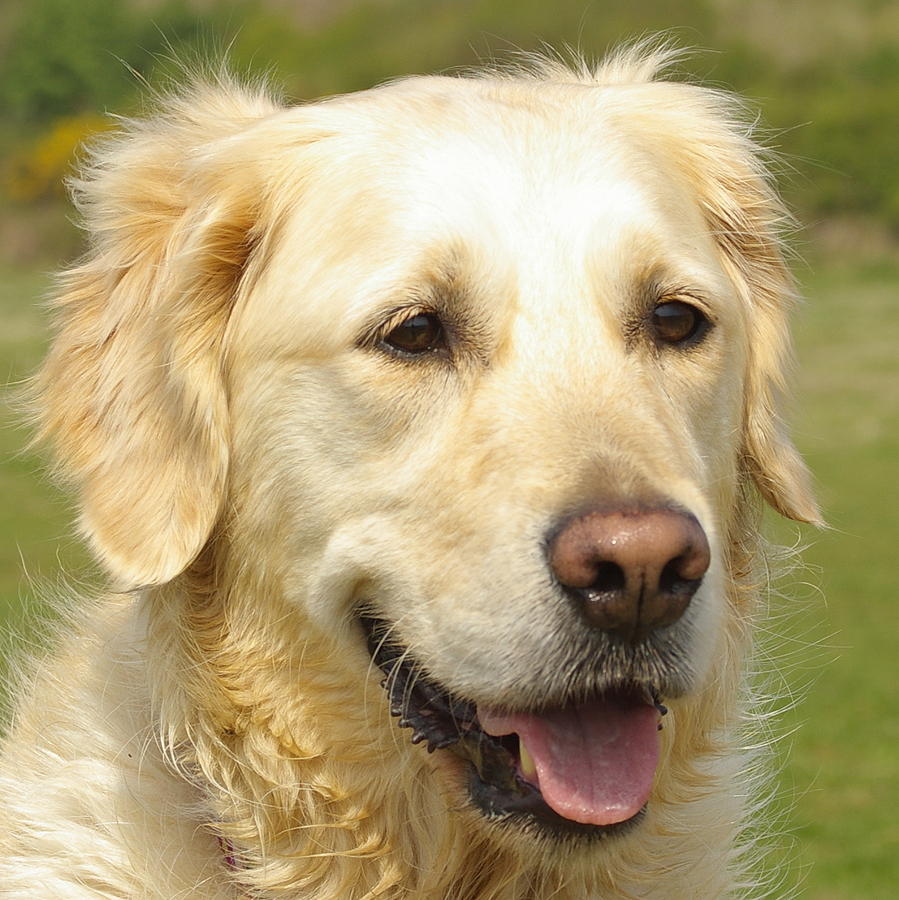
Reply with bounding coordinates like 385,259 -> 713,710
659,557 -> 698,596
593,561 -> 626,594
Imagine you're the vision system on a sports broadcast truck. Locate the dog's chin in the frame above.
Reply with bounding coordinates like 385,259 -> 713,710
360,614 -> 675,843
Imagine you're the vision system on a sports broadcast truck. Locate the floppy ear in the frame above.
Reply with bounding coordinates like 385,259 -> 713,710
34,79 -> 282,587
735,255 -> 822,526
657,86 -> 822,525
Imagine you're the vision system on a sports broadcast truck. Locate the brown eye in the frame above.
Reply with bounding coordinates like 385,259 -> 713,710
651,301 -> 708,345
382,312 -> 445,355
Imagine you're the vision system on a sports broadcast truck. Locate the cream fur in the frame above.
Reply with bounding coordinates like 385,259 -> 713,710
0,44 -> 818,899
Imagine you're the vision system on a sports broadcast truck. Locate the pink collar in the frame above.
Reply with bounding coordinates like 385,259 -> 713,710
217,834 -> 240,870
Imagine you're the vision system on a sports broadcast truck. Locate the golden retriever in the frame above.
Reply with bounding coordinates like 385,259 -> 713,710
0,44 -> 819,898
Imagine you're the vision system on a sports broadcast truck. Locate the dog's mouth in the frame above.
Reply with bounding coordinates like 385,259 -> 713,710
361,615 -> 667,840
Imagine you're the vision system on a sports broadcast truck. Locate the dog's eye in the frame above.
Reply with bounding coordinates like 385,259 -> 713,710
651,301 -> 708,345
381,313 -> 445,355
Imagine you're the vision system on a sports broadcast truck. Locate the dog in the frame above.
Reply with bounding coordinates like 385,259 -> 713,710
0,43 -> 819,898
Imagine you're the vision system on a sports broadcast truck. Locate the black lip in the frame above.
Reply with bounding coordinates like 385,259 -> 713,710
361,613 -> 480,752
361,613 -> 656,840
468,766 -> 645,841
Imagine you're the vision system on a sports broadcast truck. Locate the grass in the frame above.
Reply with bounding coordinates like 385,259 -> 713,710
769,258 -> 899,897
0,255 -> 896,895
0,266 -> 92,658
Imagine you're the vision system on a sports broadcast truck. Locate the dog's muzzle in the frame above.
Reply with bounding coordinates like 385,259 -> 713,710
358,506 -> 710,839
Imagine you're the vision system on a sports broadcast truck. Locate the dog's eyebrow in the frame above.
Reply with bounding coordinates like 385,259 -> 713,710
355,250 -> 491,347
413,248 -> 472,303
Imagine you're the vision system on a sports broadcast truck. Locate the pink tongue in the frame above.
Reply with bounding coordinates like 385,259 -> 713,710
478,698 -> 660,826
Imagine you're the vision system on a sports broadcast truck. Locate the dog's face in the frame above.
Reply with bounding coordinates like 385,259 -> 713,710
217,78 -> 806,838
40,67 -> 818,851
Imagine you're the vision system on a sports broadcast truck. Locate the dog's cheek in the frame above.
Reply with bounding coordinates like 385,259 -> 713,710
223,364 -> 451,617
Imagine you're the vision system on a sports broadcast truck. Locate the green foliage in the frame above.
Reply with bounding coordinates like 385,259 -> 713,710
717,41 -> 899,231
0,0 -> 896,240
0,0 -> 138,122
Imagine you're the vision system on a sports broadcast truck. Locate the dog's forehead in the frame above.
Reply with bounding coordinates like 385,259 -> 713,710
241,76 -> 727,355
353,83 -> 704,244
348,76 -> 694,243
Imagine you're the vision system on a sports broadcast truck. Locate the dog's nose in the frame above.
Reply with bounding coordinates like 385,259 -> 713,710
548,507 -> 711,640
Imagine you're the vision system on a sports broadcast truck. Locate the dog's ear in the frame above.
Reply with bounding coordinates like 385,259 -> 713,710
652,86 -> 821,525
672,93 -> 822,525
34,78 -> 282,586
736,260 -> 822,526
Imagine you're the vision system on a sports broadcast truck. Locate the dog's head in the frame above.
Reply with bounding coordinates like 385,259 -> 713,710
37,50 -> 818,847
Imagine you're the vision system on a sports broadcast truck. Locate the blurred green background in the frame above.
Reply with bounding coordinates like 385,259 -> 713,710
0,1 -> 896,896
